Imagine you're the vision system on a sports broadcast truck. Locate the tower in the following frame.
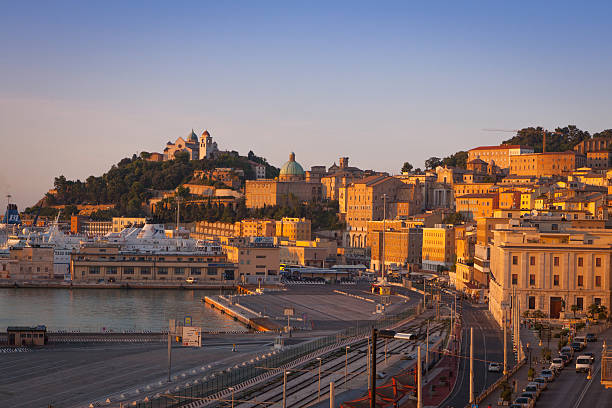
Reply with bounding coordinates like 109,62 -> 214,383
199,130 -> 219,160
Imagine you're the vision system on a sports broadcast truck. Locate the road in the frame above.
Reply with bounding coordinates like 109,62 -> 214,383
0,336 -> 276,408
442,298 -> 513,407
534,327 -> 612,408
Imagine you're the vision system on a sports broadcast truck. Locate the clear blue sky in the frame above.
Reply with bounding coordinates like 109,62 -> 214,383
2,1 -> 612,209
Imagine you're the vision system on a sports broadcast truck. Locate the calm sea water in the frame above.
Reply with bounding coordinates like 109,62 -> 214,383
0,288 -> 246,332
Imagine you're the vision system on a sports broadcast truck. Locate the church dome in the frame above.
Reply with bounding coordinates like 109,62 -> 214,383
187,129 -> 198,143
279,152 -> 305,178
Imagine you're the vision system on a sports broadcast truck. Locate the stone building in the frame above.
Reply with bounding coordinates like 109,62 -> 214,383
8,246 -> 54,280
367,222 -> 423,272
164,130 -> 200,160
574,137 -> 612,154
488,219 -> 612,325
421,224 -> 455,272
509,151 -> 587,177
245,153 -> 322,208
468,144 -> 534,169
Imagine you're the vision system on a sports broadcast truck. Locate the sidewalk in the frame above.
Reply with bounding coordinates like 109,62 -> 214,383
478,328 -> 542,407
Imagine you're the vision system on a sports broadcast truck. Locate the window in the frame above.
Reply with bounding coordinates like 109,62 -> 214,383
512,274 -> 518,285
529,274 -> 535,286
553,275 -> 559,286
207,267 -> 217,276
106,267 -> 117,275
596,276 -> 601,287
190,267 -> 201,275
578,257 -> 583,267
576,297 -> 584,311
528,296 -> 535,310
512,256 -> 518,265
124,267 -> 134,275
140,267 -> 151,275
530,256 -> 535,266
174,267 -> 184,275
552,224 -> 558,231
554,257 -> 559,266
595,298 -> 602,306
596,257 -> 601,267
89,266 -> 100,274
158,267 -> 168,275
577,275 -> 584,287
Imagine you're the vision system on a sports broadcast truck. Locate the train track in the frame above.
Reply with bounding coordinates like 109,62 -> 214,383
214,319 -> 447,408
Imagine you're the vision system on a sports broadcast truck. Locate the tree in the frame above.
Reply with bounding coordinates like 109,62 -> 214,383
424,157 -> 442,170
570,304 -> 579,318
588,303 -> 600,320
441,151 -> 468,169
401,162 -> 413,173
443,212 -> 464,225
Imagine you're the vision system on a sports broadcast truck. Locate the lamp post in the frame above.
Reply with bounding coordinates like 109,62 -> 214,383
228,387 -> 235,408
345,346 -> 350,388
282,370 -> 290,408
316,357 -> 322,402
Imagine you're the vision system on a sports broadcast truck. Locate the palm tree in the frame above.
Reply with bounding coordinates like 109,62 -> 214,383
570,304 -> 579,319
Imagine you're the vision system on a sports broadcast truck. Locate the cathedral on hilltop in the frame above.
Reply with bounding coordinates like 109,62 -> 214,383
161,129 -> 220,161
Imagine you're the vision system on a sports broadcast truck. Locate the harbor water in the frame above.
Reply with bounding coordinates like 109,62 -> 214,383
0,288 -> 246,332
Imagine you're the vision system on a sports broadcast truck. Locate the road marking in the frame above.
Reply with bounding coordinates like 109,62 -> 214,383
574,360 -> 601,408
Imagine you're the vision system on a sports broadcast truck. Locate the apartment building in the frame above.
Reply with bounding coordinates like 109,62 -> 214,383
368,224 -> 423,272
422,224 -> 455,272
223,238 -> 280,281
455,194 -> 499,221
468,145 -> 534,169
509,152 -> 586,177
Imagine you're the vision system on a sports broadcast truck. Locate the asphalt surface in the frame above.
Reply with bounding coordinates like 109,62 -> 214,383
535,327 -> 612,408
0,335 -> 278,408
442,298 -> 513,408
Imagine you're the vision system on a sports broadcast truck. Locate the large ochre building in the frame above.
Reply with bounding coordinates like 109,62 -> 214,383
245,152 -> 322,208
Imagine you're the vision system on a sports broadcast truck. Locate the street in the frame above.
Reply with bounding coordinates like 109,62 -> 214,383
442,298 -> 513,407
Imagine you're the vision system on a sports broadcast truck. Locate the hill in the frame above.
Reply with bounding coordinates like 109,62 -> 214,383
30,150 -> 279,218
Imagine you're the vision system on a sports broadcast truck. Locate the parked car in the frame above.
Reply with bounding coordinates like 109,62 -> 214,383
561,352 -> 573,364
571,342 -> 583,352
586,333 -> 597,342
540,369 -> 555,382
575,336 -> 587,348
550,357 -> 564,371
521,391 -> 537,402
488,362 -> 502,372
523,384 -> 541,399
532,377 -> 548,390
559,353 -> 571,365
514,396 -> 532,408
527,381 -> 546,392
560,346 -> 574,356
576,355 -> 593,373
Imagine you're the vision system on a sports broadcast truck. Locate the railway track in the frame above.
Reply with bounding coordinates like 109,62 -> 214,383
213,319 -> 447,408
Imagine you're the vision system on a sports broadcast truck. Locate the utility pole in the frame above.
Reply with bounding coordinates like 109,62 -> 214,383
175,196 -> 182,231
282,370 -> 289,408
370,327 -> 377,408
330,381 -> 335,408
317,357 -> 322,402
417,346 -> 422,408
469,327 -> 474,404
503,311 -> 508,375
426,321 -> 430,375
345,346 -> 350,388
167,320 -> 173,383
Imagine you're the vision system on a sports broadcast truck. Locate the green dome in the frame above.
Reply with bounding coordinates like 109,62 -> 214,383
186,129 -> 198,143
280,152 -> 305,176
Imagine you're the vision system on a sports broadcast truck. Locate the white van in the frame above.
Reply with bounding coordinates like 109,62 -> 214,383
576,355 -> 592,373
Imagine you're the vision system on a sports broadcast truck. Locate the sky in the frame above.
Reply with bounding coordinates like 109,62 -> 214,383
1,1 -> 612,209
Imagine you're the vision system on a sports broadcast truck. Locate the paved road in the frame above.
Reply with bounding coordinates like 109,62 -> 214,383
441,298 -> 513,407
0,337 -> 276,408
535,327 -> 612,408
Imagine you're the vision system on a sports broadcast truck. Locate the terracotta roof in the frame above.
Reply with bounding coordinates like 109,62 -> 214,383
469,145 -> 529,151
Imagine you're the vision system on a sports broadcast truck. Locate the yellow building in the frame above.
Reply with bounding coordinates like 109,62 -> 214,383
112,217 -> 147,233
367,224 -> 423,272
509,151 -> 586,177
8,246 -> 54,280
468,145 -> 534,169
275,218 -> 311,241
455,194 -> 499,221
279,239 -> 341,268
239,219 -> 277,237
453,183 -> 496,197
223,238 -> 280,281
422,225 -> 455,272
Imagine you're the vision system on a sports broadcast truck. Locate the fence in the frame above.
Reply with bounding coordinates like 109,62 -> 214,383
135,307 -> 418,408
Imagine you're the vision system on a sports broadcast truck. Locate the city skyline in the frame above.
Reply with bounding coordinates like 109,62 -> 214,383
2,1 -> 612,209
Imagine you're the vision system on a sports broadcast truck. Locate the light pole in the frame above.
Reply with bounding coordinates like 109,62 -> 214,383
381,193 -> 387,280
316,357 -> 322,402
345,346 -> 351,388
228,386 -> 235,408
282,370 -> 290,408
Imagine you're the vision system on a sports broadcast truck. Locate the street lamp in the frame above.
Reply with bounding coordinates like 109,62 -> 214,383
316,357 -> 322,402
228,386 -> 235,408
345,346 -> 351,388
527,343 -> 531,369
282,370 -> 290,408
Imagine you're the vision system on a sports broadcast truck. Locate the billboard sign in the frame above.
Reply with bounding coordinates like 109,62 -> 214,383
182,326 -> 202,347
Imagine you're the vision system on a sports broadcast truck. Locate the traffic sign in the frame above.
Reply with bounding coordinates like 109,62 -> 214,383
182,326 -> 201,347
185,316 -> 192,326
